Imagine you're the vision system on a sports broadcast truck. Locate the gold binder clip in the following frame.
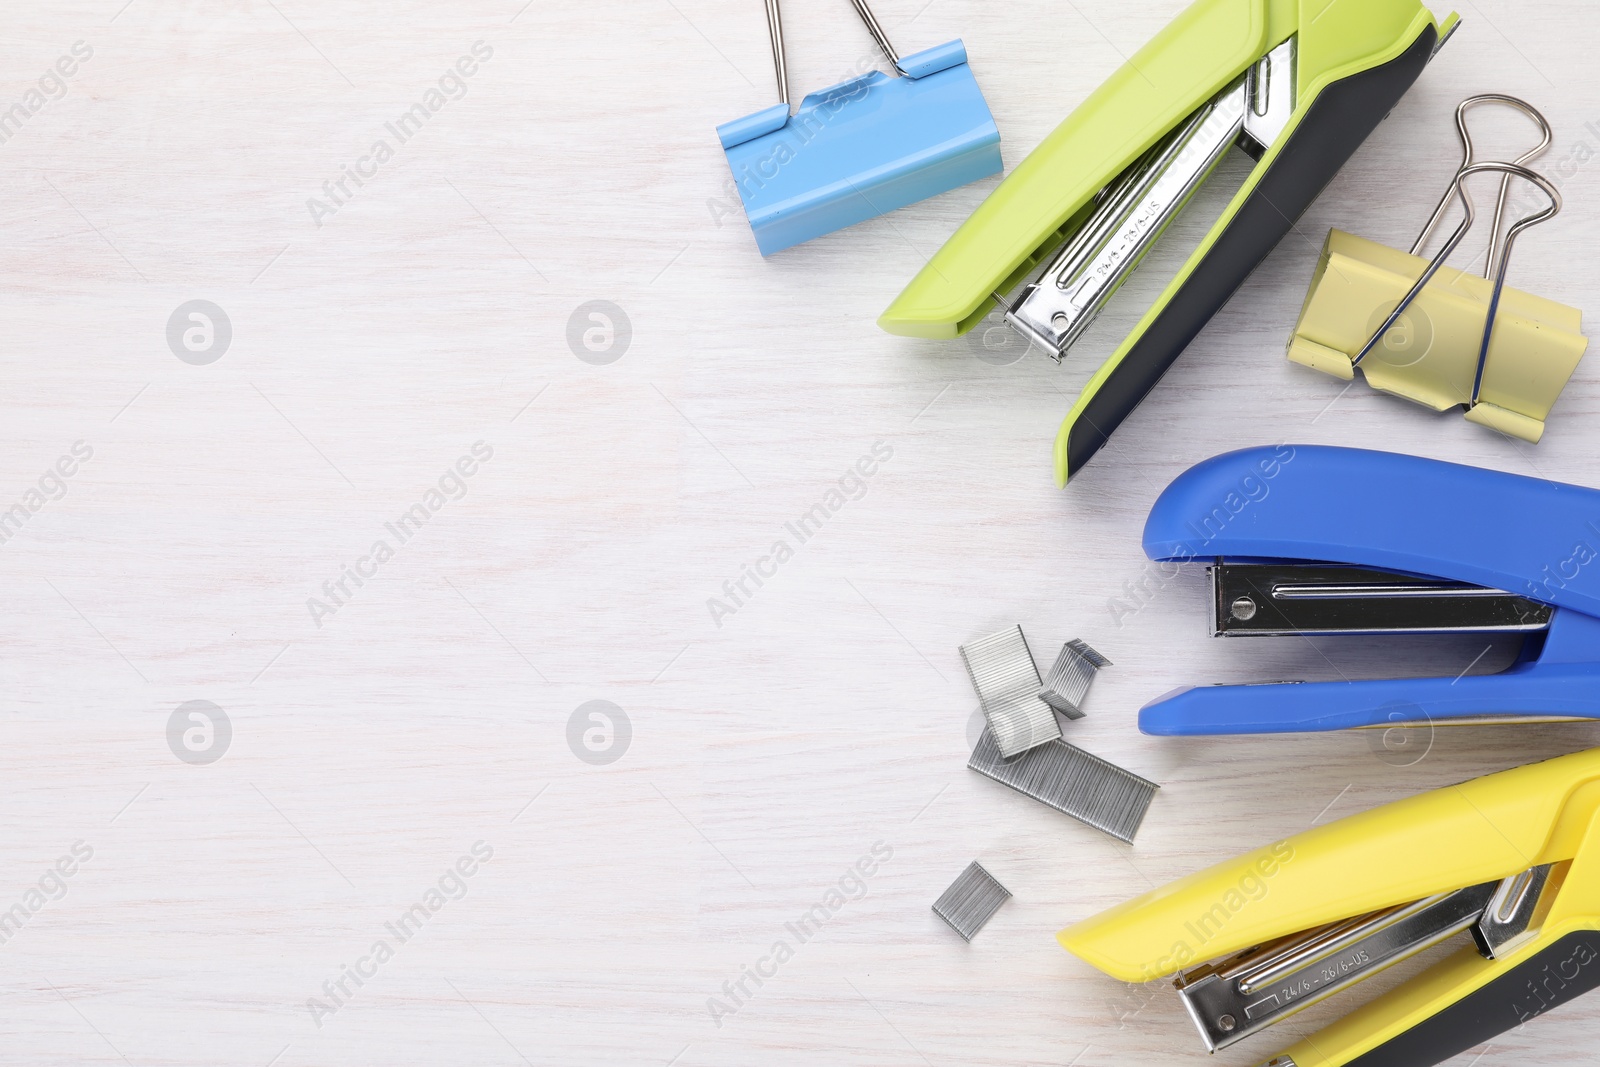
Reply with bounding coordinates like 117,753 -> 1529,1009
1289,95 -> 1586,443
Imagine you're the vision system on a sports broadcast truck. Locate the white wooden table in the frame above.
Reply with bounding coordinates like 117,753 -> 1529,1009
2,1 -> 1598,1064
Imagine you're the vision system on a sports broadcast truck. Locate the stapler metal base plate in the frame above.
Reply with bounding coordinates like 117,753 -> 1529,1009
1178,880 -> 1500,1051
1005,39 -> 1295,359
1211,563 -> 1553,637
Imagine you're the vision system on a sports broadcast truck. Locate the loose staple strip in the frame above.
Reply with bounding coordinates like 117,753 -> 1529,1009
1038,639 -> 1113,719
932,861 -> 1011,942
959,625 -> 1060,758
968,729 -> 1158,844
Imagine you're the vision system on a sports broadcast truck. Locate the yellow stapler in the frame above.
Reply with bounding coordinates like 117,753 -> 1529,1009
879,0 -> 1459,485
1060,748 -> 1600,1066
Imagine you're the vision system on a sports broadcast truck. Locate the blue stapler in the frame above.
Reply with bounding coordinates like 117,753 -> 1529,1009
1137,445 -> 1600,735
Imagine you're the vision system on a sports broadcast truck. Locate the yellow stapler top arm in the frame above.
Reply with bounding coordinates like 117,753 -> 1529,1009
1060,748 -> 1600,1066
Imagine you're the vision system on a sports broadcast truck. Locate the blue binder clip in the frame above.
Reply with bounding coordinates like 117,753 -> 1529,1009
1134,445 -> 1600,735
716,0 -> 1001,256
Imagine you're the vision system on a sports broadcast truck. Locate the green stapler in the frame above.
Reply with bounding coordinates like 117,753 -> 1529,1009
879,0 -> 1459,485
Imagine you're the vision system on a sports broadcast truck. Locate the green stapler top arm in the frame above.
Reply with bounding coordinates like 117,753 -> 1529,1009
878,0 -> 1458,486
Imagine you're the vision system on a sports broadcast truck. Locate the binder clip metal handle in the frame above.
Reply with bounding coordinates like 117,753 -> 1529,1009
748,0 -> 947,108
1352,160 -> 1562,411
764,0 -> 789,105
1411,94 -> 1554,278
844,0 -> 907,76
757,0 -> 908,109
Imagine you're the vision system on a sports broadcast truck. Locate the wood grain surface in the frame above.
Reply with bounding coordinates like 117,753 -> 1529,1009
1,1 -> 1599,1064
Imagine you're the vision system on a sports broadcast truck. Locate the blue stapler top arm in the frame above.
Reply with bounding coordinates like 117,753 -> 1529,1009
1137,446 -> 1600,735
